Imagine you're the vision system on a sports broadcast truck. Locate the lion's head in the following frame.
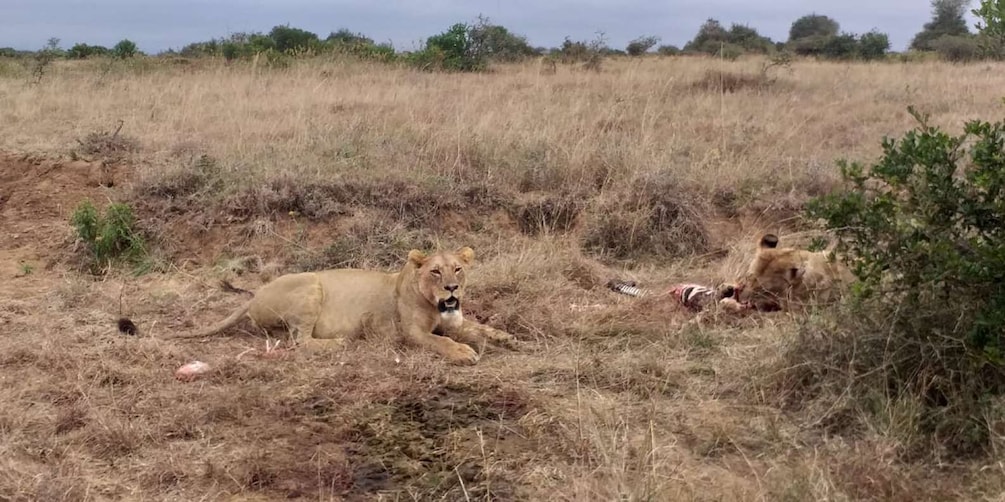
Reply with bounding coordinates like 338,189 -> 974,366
407,247 -> 475,316
733,233 -> 827,311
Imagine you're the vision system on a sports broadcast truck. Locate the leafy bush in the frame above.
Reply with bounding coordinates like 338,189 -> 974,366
112,39 -> 138,59
858,30 -> 892,60
792,108 -> 1005,458
410,17 -> 539,69
930,34 -> 981,61
409,23 -> 485,72
71,200 -> 147,272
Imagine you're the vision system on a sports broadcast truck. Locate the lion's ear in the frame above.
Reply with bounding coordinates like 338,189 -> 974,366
407,249 -> 427,266
456,246 -> 475,265
759,234 -> 779,249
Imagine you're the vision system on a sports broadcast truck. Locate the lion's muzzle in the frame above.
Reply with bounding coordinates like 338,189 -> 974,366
438,296 -> 460,313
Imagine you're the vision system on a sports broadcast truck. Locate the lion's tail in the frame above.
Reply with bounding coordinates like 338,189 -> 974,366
220,279 -> 254,297
169,300 -> 253,339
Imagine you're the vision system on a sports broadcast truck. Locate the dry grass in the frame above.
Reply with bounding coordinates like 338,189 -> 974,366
1,54 -> 1005,500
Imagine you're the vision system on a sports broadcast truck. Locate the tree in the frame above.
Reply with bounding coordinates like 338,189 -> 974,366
626,35 -> 660,56
112,39 -> 138,59
973,0 -> 1005,57
858,30 -> 891,59
911,0 -> 972,50
789,14 -> 839,42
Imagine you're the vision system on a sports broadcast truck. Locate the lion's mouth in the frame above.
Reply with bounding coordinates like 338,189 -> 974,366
438,297 -> 460,313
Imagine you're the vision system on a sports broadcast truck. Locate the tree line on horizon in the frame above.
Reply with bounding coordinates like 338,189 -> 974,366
3,0 -> 1004,69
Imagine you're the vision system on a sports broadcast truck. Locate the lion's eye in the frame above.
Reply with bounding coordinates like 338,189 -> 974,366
454,267 -> 463,274
430,269 -> 441,277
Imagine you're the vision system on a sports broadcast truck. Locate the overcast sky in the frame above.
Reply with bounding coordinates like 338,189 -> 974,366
0,0 -> 979,53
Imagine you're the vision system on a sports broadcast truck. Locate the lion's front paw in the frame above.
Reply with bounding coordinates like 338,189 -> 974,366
493,332 -> 521,350
447,342 -> 480,365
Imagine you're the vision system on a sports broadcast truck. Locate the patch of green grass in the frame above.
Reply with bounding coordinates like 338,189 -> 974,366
70,199 -> 148,274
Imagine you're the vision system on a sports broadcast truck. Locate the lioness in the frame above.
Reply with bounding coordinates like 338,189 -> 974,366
173,247 -> 517,365
733,233 -> 854,311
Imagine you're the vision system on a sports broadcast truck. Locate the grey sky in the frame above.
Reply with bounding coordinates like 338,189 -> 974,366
0,0 -> 980,53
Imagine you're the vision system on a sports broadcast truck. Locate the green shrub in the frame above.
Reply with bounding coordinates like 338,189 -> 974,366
791,108 -> 1005,458
71,200 -> 147,272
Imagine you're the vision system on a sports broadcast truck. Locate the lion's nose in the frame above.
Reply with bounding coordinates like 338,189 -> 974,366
444,284 -> 459,293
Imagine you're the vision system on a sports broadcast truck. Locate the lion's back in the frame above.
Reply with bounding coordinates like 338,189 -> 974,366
316,268 -> 399,312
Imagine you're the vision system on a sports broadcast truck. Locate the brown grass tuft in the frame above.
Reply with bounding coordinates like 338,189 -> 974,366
73,120 -> 140,162
508,191 -> 586,236
583,176 -> 709,262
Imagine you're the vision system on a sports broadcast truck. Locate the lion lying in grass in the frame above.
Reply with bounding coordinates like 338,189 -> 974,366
173,247 -> 517,365
733,233 -> 854,311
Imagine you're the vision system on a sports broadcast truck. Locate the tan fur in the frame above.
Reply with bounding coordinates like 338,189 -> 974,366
734,234 -> 854,311
172,247 -> 517,365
